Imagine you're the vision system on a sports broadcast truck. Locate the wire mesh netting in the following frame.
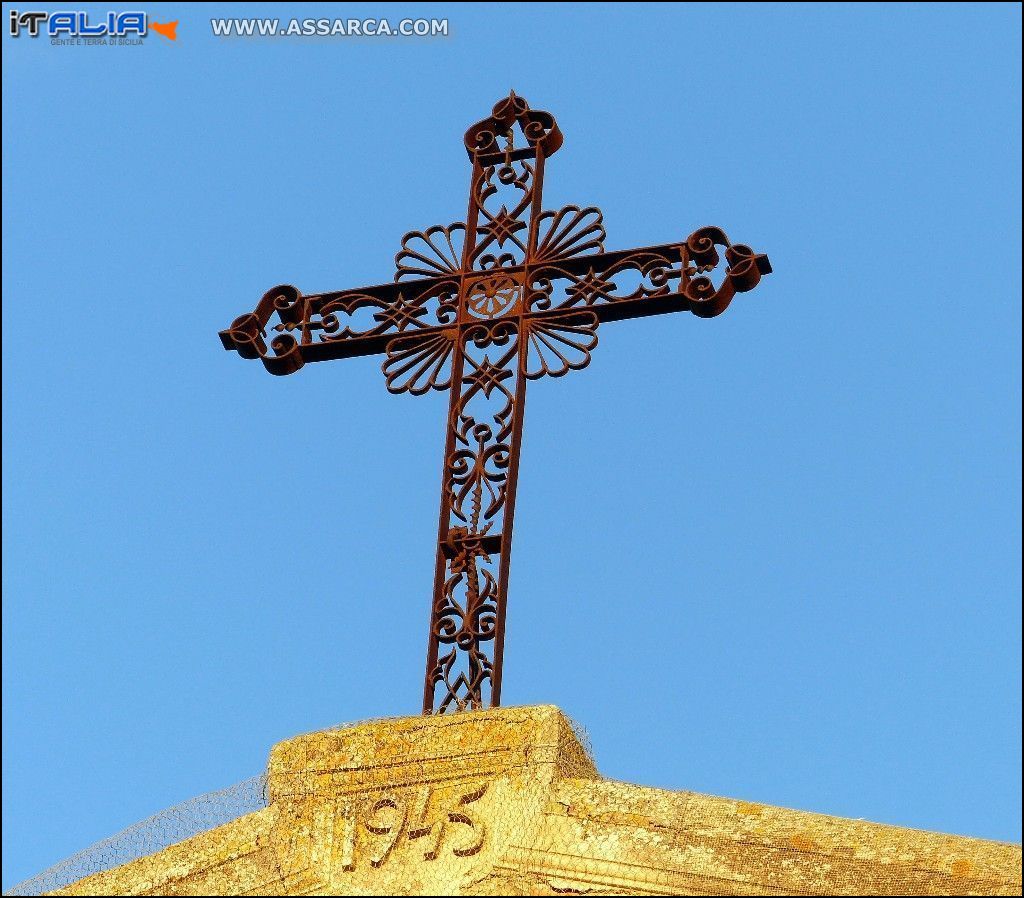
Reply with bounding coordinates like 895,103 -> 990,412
5,774 -> 269,896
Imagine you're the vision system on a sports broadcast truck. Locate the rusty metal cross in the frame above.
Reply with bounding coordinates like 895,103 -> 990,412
220,93 -> 771,714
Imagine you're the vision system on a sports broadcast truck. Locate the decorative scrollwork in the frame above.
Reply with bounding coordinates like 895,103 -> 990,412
430,639 -> 494,714
681,226 -> 771,316
463,91 -> 563,161
449,420 -> 510,530
520,109 -> 560,154
310,280 -> 459,346
471,162 -> 534,268
430,527 -> 498,713
315,292 -> 419,341
465,320 -> 518,351
446,342 -> 517,530
218,284 -> 307,375
526,250 -> 677,313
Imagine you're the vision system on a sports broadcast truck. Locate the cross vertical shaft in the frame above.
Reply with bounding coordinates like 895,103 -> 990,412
425,117 -> 551,712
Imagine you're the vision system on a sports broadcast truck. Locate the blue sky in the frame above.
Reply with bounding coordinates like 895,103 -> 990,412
2,1 -> 1021,888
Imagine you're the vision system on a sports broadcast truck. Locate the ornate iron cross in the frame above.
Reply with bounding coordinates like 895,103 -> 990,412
220,93 -> 771,714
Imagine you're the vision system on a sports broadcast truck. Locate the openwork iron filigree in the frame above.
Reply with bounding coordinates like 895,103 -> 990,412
220,92 -> 772,714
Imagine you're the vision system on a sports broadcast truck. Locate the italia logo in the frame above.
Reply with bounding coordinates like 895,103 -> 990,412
8,10 -> 177,40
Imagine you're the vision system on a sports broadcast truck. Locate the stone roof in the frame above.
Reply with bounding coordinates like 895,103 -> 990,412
51,706 -> 1022,896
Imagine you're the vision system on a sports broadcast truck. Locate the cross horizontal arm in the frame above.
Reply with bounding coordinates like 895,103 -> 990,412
219,275 -> 459,376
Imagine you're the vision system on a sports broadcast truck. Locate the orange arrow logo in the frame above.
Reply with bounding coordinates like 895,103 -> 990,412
149,20 -> 177,40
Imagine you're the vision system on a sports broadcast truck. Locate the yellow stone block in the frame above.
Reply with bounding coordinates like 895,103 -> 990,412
49,706 -> 1021,896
